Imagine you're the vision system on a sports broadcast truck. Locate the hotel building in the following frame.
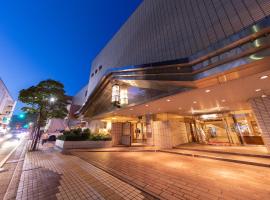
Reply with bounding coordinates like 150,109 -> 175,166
0,78 -> 16,133
73,0 -> 270,151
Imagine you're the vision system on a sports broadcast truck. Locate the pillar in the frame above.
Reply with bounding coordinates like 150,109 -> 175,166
249,96 -> 270,152
111,122 -> 123,146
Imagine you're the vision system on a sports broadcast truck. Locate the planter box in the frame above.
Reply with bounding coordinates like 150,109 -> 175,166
55,139 -> 112,149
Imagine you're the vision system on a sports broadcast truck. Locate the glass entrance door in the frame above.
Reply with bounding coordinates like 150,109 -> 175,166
132,122 -> 147,144
193,114 -> 233,145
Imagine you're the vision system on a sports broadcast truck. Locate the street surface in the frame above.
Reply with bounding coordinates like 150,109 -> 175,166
0,131 -> 24,166
0,131 -> 27,200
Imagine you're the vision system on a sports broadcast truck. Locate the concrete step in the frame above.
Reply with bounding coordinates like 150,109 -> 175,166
174,146 -> 270,158
161,149 -> 270,168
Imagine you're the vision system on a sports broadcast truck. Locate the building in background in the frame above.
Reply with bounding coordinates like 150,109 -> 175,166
73,0 -> 270,151
0,78 -> 16,134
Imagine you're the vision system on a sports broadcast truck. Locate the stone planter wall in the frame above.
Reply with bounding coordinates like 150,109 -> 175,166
55,139 -> 112,149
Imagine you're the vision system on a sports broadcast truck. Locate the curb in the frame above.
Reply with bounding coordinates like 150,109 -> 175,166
69,149 -> 159,153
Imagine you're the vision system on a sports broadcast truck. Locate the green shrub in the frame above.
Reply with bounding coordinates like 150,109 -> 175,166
89,134 -> 112,141
57,135 -> 66,140
57,128 -> 91,141
57,128 -> 111,141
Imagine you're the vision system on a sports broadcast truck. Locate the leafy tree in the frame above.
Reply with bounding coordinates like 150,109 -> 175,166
19,79 -> 69,151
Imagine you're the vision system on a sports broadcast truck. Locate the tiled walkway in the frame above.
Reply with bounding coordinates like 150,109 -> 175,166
16,145 -> 155,200
71,151 -> 270,200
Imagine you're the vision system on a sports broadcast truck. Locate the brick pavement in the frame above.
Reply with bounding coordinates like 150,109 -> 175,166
71,151 -> 270,200
15,144 -> 155,200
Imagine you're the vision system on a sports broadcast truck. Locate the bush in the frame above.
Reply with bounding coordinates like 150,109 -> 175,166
57,128 -> 111,141
57,128 -> 91,141
89,134 -> 112,141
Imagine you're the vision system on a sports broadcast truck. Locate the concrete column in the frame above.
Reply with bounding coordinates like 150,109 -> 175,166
145,114 -> 154,146
111,122 -> 123,146
249,96 -> 270,152
152,120 -> 189,149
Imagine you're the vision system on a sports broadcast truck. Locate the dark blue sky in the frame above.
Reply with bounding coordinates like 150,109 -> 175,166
0,0 -> 141,112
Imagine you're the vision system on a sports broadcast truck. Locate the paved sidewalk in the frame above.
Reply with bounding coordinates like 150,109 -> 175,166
71,151 -> 270,200
15,144 -> 155,200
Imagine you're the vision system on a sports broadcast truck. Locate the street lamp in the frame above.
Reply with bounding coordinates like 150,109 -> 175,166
49,97 -> 57,103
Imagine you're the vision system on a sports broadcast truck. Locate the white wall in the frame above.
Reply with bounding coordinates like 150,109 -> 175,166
152,120 -> 189,149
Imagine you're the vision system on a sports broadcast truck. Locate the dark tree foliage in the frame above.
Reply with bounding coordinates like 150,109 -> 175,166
19,79 -> 68,151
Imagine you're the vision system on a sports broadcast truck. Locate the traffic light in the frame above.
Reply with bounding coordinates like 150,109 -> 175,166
19,113 -> 25,119
23,124 -> 29,129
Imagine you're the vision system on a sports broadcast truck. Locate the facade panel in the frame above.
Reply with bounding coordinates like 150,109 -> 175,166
87,0 -> 270,98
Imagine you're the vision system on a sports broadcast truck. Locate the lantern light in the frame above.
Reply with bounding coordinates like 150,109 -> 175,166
120,87 -> 128,105
112,84 -> 120,104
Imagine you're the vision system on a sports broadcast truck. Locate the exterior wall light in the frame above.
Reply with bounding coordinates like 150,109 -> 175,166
200,114 -> 218,120
111,84 -> 120,105
120,87 -> 128,105
260,75 -> 268,80
112,84 -> 129,106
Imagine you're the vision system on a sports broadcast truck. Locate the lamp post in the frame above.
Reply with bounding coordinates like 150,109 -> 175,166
49,97 -> 57,103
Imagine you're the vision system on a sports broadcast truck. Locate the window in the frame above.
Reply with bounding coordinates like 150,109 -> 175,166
95,69 -> 98,74
99,65 -> 102,70
91,73 -> 94,77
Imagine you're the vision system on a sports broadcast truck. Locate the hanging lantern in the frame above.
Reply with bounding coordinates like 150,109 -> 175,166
111,84 -> 120,104
120,87 -> 128,105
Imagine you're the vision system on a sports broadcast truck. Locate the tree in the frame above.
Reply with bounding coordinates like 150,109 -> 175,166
19,79 -> 69,151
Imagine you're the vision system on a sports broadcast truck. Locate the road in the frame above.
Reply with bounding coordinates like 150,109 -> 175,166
0,131 -> 24,166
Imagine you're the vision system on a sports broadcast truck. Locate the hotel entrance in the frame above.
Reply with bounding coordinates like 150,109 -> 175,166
132,122 -> 147,145
192,113 -> 235,145
192,111 -> 264,146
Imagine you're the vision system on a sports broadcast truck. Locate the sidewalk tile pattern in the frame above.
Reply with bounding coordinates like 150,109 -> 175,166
72,151 -> 270,200
16,147 -> 153,200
